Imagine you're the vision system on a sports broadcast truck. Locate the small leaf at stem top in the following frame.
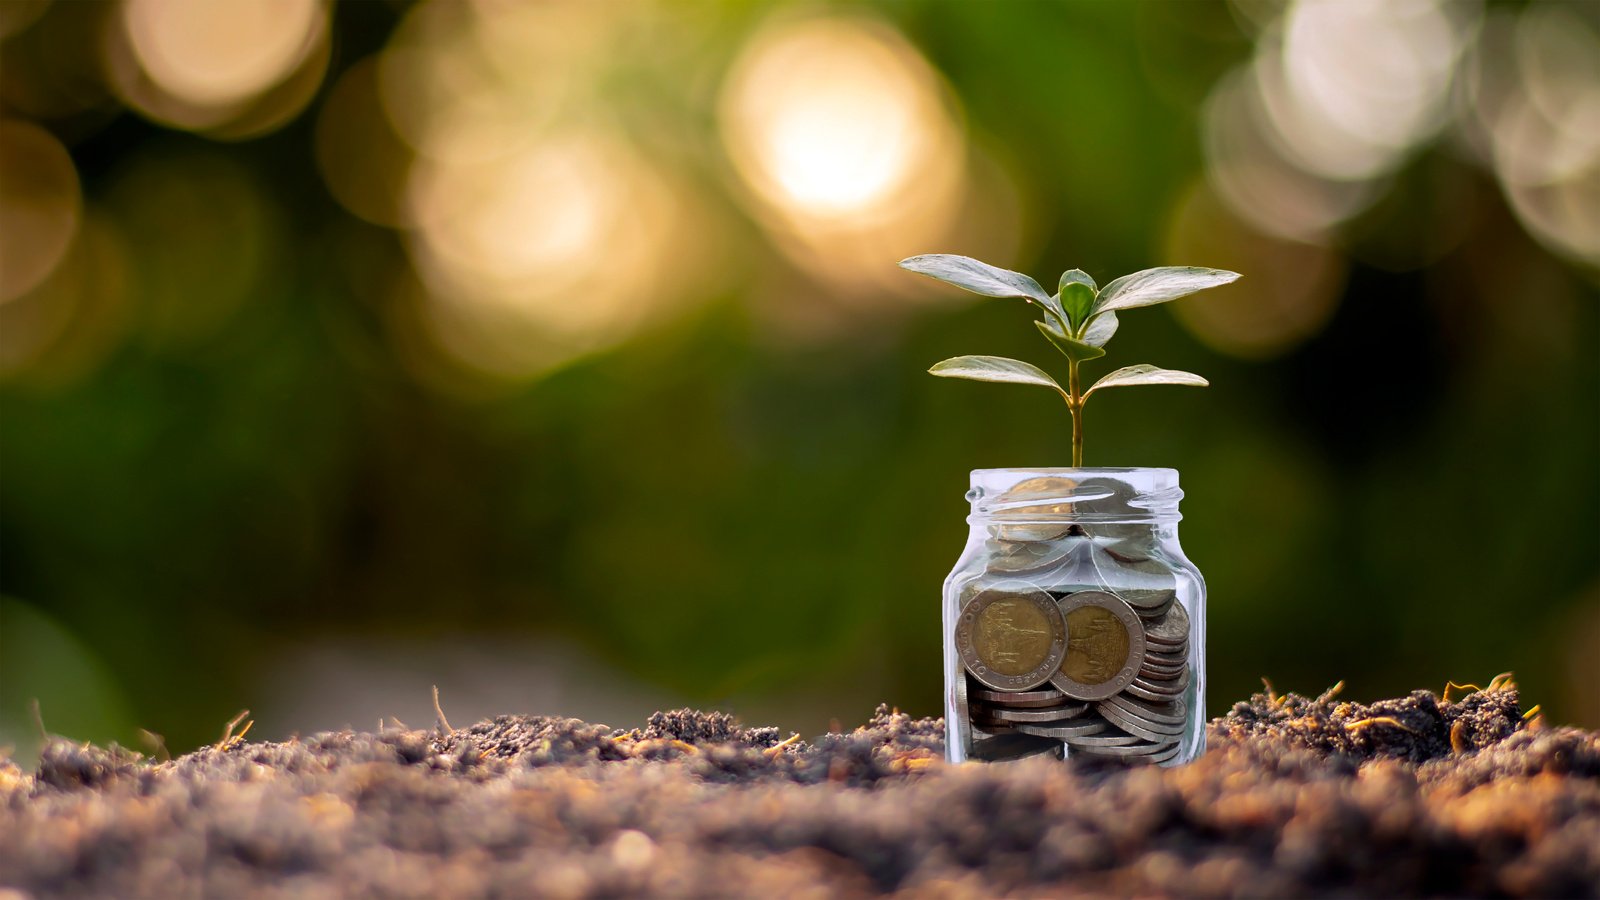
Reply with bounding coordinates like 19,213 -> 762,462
1083,364 -> 1208,402
1092,266 -> 1240,315
899,254 -> 1065,323
928,355 -> 1069,399
1035,319 -> 1105,363
1056,277 -> 1094,329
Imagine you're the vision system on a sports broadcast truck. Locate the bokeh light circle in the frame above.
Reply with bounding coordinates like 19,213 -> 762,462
718,13 -> 969,288
122,0 -> 320,108
0,119 -> 81,305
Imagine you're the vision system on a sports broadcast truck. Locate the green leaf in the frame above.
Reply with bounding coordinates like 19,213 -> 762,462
899,254 -> 1063,322
928,355 -> 1069,399
1092,267 -> 1240,315
1058,272 -> 1096,331
1081,310 -> 1119,347
1083,364 -> 1209,401
1034,319 -> 1105,363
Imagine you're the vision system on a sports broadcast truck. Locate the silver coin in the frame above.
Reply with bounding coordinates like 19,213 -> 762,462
972,686 -> 1070,707
1075,733 -> 1177,752
1148,743 -> 1184,763
1124,678 -> 1188,703
971,731 -> 1064,762
1129,668 -> 1191,693
956,585 -> 1068,691
971,717 -> 1016,735
1099,704 -> 1187,742
982,702 -> 1092,723
1049,590 -> 1147,701
992,524 -> 1074,544
1143,602 -> 1190,646
984,537 -> 1075,574
1012,718 -> 1110,740
1062,732 -> 1142,748
1143,654 -> 1189,672
1135,599 -> 1177,622
1066,476 -> 1139,517
1094,554 -> 1178,610
1105,692 -> 1188,721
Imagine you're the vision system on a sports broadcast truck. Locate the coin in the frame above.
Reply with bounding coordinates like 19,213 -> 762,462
970,732 -> 1064,762
1093,554 -> 1178,610
956,586 -> 1068,691
1144,603 -> 1190,647
1103,693 -> 1188,724
1074,739 -> 1179,760
1129,669 -> 1190,693
1049,590 -> 1146,701
1124,677 -> 1188,703
1099,706 -> 1186,743
1139,656 -> 1190,675
972,686 -> 1069,706
981,702 -> 1092,723
1062,732 -> 1142,748
1066,476 -> 1139,518
983,538 -> 1076,575
1012,718 -> 1110,740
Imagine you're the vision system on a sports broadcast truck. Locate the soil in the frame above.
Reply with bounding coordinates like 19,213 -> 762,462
2,682 -> 1597,898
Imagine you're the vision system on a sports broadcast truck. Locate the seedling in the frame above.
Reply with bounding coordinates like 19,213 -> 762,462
899,255 -> 1240,466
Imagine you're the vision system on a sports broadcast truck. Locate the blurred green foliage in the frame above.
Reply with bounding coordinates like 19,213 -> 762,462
1,0 -> 1596,755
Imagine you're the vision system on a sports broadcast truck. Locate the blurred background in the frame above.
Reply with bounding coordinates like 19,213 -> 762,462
2,0 -> 1596,758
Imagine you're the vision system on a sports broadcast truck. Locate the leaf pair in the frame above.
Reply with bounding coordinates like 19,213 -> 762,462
927,357 -> 1208,404
900,253 -> 1240,464
898,254 -> 1237,344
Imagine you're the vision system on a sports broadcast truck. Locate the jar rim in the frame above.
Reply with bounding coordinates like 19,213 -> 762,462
966,467 -> 1183,524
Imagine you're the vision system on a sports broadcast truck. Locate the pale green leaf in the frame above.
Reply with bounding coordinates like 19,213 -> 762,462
1083,364 -> 1208,401
1092,266 -> 1240,315
899,254 -> 1063,322
1034,319 -> 1105,363
1081,310 -> 1119,347
929,355 -> 1068,399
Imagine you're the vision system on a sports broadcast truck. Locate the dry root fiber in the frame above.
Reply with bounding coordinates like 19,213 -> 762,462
1,682 -> 1596,898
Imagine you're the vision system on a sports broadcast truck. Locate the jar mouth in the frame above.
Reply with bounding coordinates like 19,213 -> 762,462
966,468 -> 1182,525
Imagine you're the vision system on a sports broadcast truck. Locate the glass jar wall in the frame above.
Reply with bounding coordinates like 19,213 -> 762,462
943,468 -> 1205,764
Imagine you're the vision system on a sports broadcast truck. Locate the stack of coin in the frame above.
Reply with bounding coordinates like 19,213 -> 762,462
954,576 -> 1193,765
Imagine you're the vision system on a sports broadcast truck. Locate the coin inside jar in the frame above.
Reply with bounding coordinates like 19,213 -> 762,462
1049,590 -> 1146,700
956,585 -> 1069,691
1143,602 -> 1190,646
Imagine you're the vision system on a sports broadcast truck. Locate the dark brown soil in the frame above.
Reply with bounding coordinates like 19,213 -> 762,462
2,683 -> 1597,898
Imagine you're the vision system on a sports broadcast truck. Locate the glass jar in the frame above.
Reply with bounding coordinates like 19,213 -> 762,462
943,468 -> 1205,765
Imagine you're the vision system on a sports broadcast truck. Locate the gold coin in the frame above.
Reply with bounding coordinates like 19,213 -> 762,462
1050,590 -> 1146,701
956,585 -> 1068,691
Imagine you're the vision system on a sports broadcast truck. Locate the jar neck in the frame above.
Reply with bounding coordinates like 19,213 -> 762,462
965,468 -> 1183,526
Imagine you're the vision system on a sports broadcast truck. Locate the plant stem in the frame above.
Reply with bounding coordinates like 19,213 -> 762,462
1067,359 -> 1083,467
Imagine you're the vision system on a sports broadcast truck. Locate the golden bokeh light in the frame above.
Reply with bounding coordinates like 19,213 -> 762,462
1273,0 -> 1471,180
0,211 -> 129,382
1204,0 -> 1478,244
108,0 -> 328,135
1203,68 -> 1378,243
403,128 -> 706,380
315,57 -> 417,229
122,0 -> 320,107
0,119 -> 81,306
718,13 -> 969,290
1461,5 -> 1600,266
1164,180 -> 1345,360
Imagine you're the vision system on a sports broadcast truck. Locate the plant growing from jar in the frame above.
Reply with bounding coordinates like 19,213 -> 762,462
900,254 -> 1239,766
899,255 -> 1239,467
